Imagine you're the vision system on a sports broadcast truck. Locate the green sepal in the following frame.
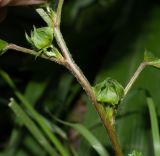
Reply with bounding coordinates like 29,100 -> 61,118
93,78 -> 124,106
33,26 -> 53,50
144,50 -> 157,62
25,32 -> 33,45
144,50 -> 160,69
0,39 -> 8,55
45,47 -> 63,59
36,7 -> 54,27
149,59 -> 160,69
25,26 -> 53,51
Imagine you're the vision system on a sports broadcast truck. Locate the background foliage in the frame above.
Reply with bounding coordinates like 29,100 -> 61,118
0,0 -> 160,156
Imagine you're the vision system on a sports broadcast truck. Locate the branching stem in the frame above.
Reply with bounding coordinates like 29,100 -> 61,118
5,1 -> 125,156
53,1 -> 124,156
54,27 -> 123,156
5,42 -> 123,156
6,44 -> 65,65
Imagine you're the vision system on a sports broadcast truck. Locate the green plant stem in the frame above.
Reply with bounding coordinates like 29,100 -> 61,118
124,62 -> 147,96
6,44 -> 65,65
54,26 -> 123,156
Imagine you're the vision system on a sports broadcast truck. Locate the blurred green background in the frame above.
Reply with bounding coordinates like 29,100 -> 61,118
0,0 -> 160,156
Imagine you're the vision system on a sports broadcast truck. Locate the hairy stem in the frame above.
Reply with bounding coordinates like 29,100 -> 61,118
124,62 -> 147,96
54,27 -> 123,156
6,44 -> 65,65
54,2 -> 123,155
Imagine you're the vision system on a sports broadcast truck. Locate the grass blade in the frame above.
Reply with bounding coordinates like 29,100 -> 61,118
0,69 -> 69,156
55,119 -> 109,156
15,92 -> 69,156
146,96 -> 160,156
8,98 -> 58,156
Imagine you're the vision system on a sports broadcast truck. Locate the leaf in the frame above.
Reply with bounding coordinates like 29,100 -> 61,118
144,51 -> 160,69
0,70 -> 69,156
128,150 -> 142,156
146,95 -> 160,156
55,119 -> 109,156
0,39 -> 8,55
93,77 -> 124,105
8,98 -> 58,156
15,94 -> 69,156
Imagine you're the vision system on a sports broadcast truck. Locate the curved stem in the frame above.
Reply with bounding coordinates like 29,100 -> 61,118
124,62 -> 147,96
54,27 -> 123,156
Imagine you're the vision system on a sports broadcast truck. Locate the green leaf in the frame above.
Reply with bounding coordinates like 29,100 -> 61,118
93,77 -> 124,105
15,94 -> 69,156
55,119 -> 109,156
0,70 -> 69,156
128,150 -> 142,156
146,95 -> 160,156
0,39 -> 8,55
9,98 -> 58,156
144,51 -> 160,69
36,8 -> 54,27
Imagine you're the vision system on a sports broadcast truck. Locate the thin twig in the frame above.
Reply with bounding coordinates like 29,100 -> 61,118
6,44 -> 65,65
124,62 -> 147,96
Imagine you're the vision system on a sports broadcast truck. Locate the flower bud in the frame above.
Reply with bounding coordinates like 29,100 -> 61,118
93,78 -> 124,106
25,26 -> 53,50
